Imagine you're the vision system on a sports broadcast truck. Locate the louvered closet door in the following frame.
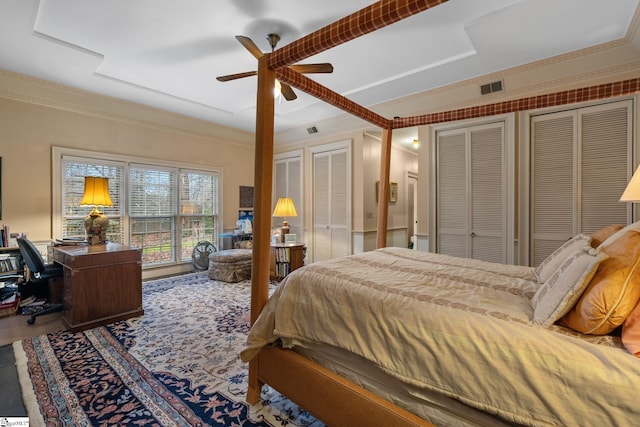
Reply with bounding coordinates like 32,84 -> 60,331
437,123 -> 505,262
274,154 -> 302,239
330,151 -> 349,258
437,131 -> 468,258
470,125 -> 504,263
531,112 -> 576,266
580,104 -> 629,232
313,149 -> 349,262
530,100 -> 631,266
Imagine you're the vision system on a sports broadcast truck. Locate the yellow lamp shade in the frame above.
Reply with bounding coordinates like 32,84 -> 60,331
272,197 -> 297,218
80,177 -> 113,207
621,166 -> 640,202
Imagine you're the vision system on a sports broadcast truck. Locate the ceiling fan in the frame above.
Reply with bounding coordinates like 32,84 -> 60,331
216,33 -> 334,101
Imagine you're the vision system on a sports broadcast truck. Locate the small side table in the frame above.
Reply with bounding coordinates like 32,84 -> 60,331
269,242 -> 306,280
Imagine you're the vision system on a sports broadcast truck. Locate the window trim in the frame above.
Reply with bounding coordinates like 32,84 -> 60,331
52,147 -> 223,268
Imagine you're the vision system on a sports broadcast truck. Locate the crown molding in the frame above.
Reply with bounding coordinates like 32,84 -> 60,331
0,69 -> 254,147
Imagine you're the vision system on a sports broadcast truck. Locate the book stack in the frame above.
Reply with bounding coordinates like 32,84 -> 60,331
0,224 -> 25,248
18,295 -> 48,315
0,252 -> 21,273
0,287 -> 20,318
55,237 -> 87,246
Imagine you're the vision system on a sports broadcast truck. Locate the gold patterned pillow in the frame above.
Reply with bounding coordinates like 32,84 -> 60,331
560,230 -> 640,335
590,224 -> 623,249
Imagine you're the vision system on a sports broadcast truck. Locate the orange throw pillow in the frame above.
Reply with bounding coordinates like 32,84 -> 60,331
590,224 -> 623,248
622,300 -> 640,357
560,230 -> 640,335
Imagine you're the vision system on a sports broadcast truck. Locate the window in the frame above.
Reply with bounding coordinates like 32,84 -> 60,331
61,158 -> 124,243
54,148 -> 220,269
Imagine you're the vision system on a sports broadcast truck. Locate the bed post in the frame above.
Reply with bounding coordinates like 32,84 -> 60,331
247,55 -> 276,404
376,127 -> 392,248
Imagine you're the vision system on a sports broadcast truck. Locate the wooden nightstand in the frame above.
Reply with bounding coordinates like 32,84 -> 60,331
270,242 -> 306,280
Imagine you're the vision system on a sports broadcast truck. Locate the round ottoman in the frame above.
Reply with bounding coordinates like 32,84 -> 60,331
208,249 -> 252,282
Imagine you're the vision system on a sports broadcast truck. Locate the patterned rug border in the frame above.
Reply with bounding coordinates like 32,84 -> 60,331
13,272 -> 322,427
13,341 -> 45,427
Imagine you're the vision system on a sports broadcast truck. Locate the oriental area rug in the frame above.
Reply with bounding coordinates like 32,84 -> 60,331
13,272 -> 324,426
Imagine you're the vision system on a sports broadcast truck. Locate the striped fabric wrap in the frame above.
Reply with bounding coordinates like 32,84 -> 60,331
392,77 -> 640,128
276,67 -> 391,128
268,0 -> 449,69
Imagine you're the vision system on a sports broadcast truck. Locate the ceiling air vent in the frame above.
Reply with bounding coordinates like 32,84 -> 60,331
307,126 -> 319,134
480,80 -> 503,95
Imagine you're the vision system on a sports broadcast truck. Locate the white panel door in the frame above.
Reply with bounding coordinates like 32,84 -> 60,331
312,146 -> 350,262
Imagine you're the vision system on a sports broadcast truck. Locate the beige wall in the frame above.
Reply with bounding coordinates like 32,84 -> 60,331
0,85 -> 255,277
2,25 -> 640,268
274,131 -> 418,253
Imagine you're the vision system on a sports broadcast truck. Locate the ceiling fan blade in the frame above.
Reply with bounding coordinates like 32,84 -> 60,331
280,83 -> 297,101
289,63 -> 334,74
216,71 -> 258,82
236,35 -> 264,59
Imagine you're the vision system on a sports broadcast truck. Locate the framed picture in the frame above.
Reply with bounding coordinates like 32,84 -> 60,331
390,182 -> 398,203
239,186 -> 254,209
375,180 -> 398,204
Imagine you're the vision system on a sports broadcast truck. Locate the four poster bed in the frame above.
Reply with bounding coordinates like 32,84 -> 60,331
244,1 -> 640,426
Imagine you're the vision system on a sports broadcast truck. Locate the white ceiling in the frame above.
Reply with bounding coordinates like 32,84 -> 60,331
0,0 -> 638,144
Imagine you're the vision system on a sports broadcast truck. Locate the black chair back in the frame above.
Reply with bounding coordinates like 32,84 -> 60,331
17,237 -> 46,275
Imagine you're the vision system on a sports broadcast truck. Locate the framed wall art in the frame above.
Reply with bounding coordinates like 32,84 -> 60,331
239,185 -> 254,209
375,180 -> 398,204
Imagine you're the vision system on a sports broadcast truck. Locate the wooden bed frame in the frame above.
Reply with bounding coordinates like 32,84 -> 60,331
246,1 -> 640,425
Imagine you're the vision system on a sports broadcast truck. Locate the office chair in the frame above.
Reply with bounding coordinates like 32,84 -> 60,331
17,237 -> 64,325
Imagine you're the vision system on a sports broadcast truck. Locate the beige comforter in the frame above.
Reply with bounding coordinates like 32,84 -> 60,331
242,247 -> 640,426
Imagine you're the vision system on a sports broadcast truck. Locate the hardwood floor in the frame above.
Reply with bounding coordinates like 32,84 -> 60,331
0,311 -> 65,347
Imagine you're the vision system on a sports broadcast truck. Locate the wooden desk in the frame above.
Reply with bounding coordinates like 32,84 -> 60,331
52,243 -> 143,332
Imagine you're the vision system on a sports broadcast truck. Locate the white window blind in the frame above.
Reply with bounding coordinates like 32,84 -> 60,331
129,165 -> 177,266
58,149 -> 220,269
179,170 -> 218,261
61,157 -> 124,242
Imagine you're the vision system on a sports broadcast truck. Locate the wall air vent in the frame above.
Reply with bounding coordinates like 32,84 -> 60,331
480,80 -> 503,95
307,126 -> 319,134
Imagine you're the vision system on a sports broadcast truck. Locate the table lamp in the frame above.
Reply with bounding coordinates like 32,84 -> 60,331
620,166 -> 640,202
273,197 -> 297,243
80,176 -> 113,244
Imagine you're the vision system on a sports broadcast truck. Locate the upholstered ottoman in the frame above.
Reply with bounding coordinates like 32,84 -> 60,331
208,249 -> 252,282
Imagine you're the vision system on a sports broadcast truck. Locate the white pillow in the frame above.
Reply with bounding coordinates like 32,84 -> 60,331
598,220 -> 640,249
532,246 -> 607,327
535,234 -> 592,283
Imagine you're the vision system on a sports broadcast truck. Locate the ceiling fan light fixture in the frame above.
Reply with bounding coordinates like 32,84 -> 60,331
274,79 -> 282,98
